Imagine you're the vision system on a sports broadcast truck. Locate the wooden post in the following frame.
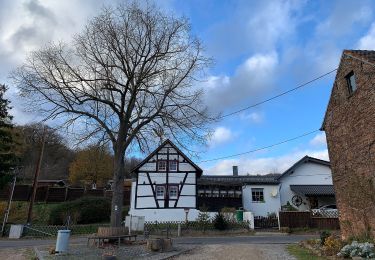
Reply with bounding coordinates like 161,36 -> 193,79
177,223 -> 181,237
27,128 -> 46,224
1,175 -> 17,235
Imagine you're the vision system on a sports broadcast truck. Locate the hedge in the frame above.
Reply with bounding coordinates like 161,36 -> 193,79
49,196 -> 111,225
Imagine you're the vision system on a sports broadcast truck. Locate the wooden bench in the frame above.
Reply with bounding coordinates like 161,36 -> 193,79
87,227 -> 136,247
87,234 -> 137,247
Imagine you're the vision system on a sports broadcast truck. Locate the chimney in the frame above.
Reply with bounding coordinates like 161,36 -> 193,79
232,166 -> 238,177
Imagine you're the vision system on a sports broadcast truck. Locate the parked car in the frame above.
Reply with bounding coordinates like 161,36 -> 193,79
312,204 -> 338,217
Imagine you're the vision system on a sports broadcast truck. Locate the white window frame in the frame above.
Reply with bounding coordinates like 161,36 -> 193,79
158,160 -> 167,171
169,185 -> 178,198
251,188 -> 265,203
169,161 -> 178,171
156,185 -> 165,199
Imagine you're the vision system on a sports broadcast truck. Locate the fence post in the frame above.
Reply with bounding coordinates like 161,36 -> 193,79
177,223 -> 181,237
277,211 -> 281,230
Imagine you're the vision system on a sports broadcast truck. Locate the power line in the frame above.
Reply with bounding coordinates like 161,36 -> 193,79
219,68 -> 337,119
198,129 -> 320,163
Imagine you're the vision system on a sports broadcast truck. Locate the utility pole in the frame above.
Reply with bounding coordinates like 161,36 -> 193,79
1,173 -> 17,235
27,128 -> 46,224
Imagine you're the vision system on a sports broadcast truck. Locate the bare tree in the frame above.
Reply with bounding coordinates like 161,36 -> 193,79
12,2 -> 214,226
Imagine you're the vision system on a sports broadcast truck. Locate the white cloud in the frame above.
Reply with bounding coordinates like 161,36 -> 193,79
0,0 -> 120,124
240,112 -> 263,124
204,52 -> 279,112
245,0 -> 303,51
209,126 -> 233,147
310,132 -> 327,147
358,22 -> 375,49
207,0 -> 305,58
316,1 -> 372,38
203,149 -> 329,175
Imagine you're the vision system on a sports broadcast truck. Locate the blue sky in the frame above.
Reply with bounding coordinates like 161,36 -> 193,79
1,0 -> 375,175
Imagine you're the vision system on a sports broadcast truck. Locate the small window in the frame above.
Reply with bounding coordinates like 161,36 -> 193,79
156,185 -> 165,199
169,161 -> 178,171
169,185 -> 178,198
346,71 -> 357,94
158,161 -> 167,171
251,188 -> 264,202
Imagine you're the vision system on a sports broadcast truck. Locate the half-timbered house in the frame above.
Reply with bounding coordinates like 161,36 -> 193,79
129,140 -> 203,221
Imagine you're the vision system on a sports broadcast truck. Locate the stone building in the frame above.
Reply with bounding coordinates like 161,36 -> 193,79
322,50 -> 375,239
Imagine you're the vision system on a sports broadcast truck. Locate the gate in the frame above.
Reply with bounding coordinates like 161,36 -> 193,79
254,215 -> 278,229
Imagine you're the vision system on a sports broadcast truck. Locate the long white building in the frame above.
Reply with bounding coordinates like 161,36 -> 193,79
129,140 -> 335,222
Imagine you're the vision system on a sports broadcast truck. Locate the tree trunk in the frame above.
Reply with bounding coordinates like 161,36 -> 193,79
110,149 -> 125,227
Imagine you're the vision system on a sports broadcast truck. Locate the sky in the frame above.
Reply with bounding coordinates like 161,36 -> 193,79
1,0 -> 375,176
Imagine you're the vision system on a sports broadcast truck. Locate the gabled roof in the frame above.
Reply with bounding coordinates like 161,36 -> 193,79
131,139 -> 203,177
277,156 -> 330,180
321,49 -> 375,130
198,174 -> 280,185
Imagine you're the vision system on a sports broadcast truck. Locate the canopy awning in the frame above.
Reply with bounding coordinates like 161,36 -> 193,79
290,185 -> 335,196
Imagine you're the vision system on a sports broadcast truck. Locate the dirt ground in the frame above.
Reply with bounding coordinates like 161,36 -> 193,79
0,248 -> 35,260
173,244 -> 297,260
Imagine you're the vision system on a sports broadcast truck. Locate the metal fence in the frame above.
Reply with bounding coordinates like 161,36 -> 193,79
3,223 -> 110,238
144,220 -> 251,237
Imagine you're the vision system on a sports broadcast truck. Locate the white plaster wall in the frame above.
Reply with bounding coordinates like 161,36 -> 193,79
242,185 -> 281,217
131,171 -> 196,209
279,162 -> 332,211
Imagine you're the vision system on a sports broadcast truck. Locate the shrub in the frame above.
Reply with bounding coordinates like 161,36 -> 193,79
197,207 -> 211,232
338,241 -> 375,258
323,235 -> 343,256
213,213 -> 228,230
49,196 -> 111,225
221,207 -> 236,222
281,201 -> 298,211
320,230 -> 331,246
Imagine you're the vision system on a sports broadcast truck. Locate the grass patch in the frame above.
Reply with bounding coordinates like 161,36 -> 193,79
287,244 -> 327,260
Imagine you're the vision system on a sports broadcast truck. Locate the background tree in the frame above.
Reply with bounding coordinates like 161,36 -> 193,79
12,2 -> 214,226
0,84 -> 17,188
14,123 -> 75,182
69,144 -> 113,188
124,157 -> 142,178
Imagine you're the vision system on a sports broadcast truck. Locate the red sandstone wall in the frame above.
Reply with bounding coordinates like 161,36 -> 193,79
324,52 -> 375,239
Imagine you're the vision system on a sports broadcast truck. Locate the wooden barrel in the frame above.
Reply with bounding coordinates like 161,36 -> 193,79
97,227 -> 128,236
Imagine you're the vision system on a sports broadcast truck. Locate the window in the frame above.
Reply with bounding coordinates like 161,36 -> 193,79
156,185 -> 165,199
251,188 -> 264,202
346,71 -> 357,94
158,161 -> 167,171
169,185 -> 178,198
169,161 -> 178,171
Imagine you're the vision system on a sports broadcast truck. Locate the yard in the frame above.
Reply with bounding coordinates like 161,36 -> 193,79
173,244 -> 296,260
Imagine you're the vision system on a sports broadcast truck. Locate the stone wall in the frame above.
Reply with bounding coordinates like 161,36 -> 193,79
323,51 -> 375,239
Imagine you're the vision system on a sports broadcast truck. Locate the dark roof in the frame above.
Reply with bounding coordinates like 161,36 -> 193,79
277,156 -> 330,180
131,139 -> 203,177
290,185 -> 335,196
198,174 -> 281,185
343,49 -> 375,64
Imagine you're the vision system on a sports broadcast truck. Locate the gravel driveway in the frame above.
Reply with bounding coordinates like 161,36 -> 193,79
173,244 -> 296,260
